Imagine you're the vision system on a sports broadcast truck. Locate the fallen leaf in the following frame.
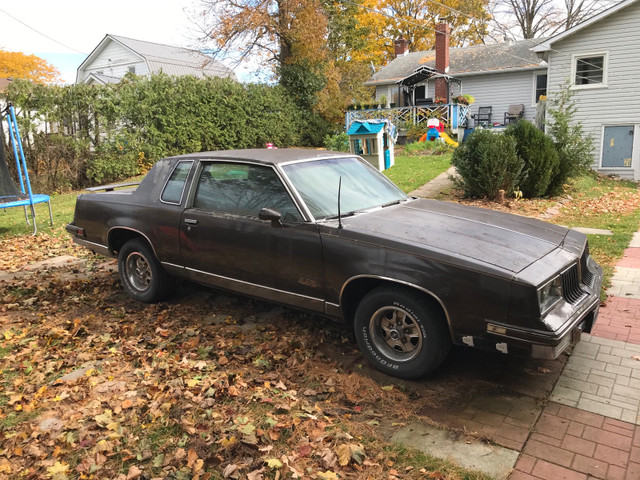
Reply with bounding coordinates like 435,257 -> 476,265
126,465 -> 143,479
247,467 -> 265,480
316,471 -> 339,480
265,458 -> 282,469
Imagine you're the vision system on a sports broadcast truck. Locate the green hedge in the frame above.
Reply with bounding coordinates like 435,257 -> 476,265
3,75 -> 328,192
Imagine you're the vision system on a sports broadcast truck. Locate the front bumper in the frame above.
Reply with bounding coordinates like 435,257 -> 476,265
483,258 -> 603,359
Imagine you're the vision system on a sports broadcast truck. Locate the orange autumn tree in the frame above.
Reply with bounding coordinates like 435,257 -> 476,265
0,50 -> 60,84
354,0 -> 492,66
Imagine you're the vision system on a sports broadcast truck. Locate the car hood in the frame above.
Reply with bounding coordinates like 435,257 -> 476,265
341,199 -> 570,274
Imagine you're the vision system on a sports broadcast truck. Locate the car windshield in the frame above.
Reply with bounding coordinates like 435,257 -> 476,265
282,156 -> 408,220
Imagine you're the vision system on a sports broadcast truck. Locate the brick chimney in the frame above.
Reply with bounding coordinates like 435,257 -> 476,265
394,37 -> 409,57
435,22 -> 450,100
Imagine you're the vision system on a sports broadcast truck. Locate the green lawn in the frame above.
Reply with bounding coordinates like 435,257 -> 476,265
384,152 -> 452,193
549,173 -> 640,294
0,191 -> 78,238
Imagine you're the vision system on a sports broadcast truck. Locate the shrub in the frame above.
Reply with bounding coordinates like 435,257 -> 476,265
324,132 -> 349,152
451,129 -> 523,199
546,84 -> 594,195
505,120 -> 559,198
30,133 -> 89,192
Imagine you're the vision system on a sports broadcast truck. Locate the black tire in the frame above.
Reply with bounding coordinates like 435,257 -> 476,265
354,286 -> 450,379
117,239 -> 172,303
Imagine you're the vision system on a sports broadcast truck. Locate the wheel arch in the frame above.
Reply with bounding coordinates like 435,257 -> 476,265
339,275 -> 454,340
108,227 -> 157,258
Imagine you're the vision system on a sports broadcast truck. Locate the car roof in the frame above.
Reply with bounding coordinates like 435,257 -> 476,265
164,148 -> 354,166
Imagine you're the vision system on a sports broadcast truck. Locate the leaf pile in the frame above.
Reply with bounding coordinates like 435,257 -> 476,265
0,260 -> 466,480
0,234 -> 84,273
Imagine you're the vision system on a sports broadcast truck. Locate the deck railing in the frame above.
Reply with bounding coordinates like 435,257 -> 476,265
345,104 -> 469,130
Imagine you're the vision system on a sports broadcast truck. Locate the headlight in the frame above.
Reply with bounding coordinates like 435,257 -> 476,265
537,276 -> 562,315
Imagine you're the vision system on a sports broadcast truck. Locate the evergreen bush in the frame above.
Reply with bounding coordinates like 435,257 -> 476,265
505,120 -> 559,198
546,84 -> 594,195
451,129 -> 523,200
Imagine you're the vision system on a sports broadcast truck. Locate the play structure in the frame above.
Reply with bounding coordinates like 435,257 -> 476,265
418,118 -> 459,147
347,119 -> 397,171
1,104 -> 53,235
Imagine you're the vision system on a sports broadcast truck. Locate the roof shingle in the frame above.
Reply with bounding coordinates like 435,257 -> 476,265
366,39 -> 545,86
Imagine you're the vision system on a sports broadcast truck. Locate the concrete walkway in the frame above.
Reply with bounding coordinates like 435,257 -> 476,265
509,234 -> 640,479
409,166 -> 457,198
397,171 -> 640,479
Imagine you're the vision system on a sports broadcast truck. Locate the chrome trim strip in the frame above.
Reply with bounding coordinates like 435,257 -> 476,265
160,160 -> 194,205
185,266 -> 324,305
161,262 -> 183,270
72,237 -> 113,258
106,226 -> 159,258
339,274 -> 454,340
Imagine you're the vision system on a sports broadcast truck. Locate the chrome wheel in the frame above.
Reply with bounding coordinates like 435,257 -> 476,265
125,252 -> 152,292
369,306 -> 423,362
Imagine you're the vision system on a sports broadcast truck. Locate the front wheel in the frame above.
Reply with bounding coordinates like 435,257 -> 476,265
354,286 -> 450,379
118,239 -> 171,303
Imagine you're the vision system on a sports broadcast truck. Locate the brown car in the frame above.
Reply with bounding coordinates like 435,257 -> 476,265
67,149 -> 603,379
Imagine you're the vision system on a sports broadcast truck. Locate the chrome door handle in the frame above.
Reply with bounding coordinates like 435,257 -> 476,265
184,218 -> 198,225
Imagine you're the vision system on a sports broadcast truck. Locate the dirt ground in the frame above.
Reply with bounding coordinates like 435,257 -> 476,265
1,249 -> 563,480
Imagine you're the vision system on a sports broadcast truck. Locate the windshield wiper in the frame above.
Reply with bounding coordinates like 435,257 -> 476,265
324,210 -> 359,220
380,199 -> 403,208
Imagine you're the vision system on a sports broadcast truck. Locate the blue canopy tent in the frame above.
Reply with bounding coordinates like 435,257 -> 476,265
1,104 -> 53,235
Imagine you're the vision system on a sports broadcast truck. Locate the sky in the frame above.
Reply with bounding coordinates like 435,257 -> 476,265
0,0 -> 252,84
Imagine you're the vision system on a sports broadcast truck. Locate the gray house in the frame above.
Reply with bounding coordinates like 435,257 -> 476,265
365,36 -> 548,125
533,0 -> 640,179
76,34 -> 235,85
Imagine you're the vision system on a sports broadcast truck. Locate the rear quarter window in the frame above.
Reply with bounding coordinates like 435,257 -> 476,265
161,161 -> 193,204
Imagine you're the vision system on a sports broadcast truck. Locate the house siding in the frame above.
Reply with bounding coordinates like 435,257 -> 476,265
452,70 -> 544,124
78,42 -> 146,83
376,69 -> 544,123
546,1 -> 640,179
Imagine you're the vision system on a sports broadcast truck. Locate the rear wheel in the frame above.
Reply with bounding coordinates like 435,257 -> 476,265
118,239 -> 171,303
354,286 -> 450,379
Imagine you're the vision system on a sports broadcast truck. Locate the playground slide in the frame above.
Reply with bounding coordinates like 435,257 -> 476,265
439,132 -> 459,147
418,133 -> 428,142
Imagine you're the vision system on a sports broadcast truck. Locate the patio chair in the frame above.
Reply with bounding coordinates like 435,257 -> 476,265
472,106 -> 492,126
504,104 -> 525,124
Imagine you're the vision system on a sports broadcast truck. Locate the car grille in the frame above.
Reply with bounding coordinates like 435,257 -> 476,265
580,251 -> 595,287
562,263 -> 587,304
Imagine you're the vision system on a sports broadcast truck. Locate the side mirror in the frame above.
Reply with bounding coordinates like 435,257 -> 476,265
258,208 -> 282,227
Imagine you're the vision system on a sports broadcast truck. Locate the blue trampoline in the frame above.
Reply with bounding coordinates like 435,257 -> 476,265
1,104 -> 52,235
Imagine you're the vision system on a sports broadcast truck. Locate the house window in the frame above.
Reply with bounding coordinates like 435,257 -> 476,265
352,139 -> 363,155
534,73 -> 547,103
573,54 -> 606,87
128,65 -> 136,74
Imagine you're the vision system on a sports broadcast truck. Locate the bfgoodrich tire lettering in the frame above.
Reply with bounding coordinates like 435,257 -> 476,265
117,239 -> 171,303
354,286 -> 450,379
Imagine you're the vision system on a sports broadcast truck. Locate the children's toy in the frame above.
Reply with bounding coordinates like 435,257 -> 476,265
347,119 -> 397,171
418,118 -> 458,147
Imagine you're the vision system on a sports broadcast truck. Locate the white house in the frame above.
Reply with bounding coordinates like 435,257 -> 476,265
76,34 -> 235,85
533,0 -> 640,180
365,33 -> 548,125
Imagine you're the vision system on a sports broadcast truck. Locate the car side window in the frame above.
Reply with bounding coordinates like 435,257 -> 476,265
161,161 -> 193,204
193,163 -> 301,221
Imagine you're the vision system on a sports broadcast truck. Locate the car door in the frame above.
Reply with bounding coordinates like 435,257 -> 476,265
179,161 -> 325,311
